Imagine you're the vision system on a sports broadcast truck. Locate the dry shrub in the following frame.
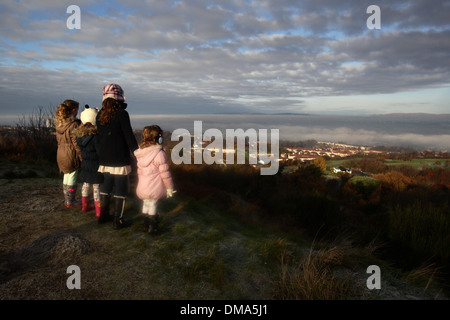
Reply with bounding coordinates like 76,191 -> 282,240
274,246 -> 354,300
0,134 -> 27,159
406,263 -> 442,290
1,107 -> 57,162
388,201 -> 450,269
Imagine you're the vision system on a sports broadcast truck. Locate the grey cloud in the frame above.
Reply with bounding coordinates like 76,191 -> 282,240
0,0 -> 449,118
329,31 -> 450,68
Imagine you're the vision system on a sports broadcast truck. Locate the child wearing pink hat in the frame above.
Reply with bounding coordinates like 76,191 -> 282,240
96,84 -> 139,229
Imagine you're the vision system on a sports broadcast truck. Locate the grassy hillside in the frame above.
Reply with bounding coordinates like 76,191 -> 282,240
0,166 -> 447,300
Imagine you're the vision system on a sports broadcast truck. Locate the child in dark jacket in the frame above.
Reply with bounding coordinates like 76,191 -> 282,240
96,84 -> 139,229
72,105 -> 104,218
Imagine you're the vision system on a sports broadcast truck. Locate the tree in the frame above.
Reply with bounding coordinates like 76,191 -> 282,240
313,156 -> 326,173
373,171 -> 413,192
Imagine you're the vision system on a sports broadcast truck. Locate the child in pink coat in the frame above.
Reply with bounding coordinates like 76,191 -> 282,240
134,125 -> 175,235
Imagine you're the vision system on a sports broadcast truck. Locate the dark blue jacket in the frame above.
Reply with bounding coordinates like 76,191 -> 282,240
73,125 -> 104,184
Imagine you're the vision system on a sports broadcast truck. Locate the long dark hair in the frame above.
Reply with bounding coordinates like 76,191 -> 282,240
98,98 -> 124,125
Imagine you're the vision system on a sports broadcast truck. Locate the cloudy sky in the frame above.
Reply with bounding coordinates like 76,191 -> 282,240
0,0 -> 449,124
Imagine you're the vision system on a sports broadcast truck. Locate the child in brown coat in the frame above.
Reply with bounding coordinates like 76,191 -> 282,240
55,100 -> 82,207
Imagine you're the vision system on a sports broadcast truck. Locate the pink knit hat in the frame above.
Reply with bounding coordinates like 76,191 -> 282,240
102,83 -> 125,102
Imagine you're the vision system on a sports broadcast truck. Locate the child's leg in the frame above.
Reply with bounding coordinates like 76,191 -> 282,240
62,175 -> 69,206
99,173 -> 113,223
100,172 -> 114,196
62,173 -> 73,206
93,184 -> 100,202
93,184 -> 101,217
142,199 -> 158,215
142,199 -> 159,235
112,175 -> 130,229
64,170 -> 80,207
81,182 -> 90,197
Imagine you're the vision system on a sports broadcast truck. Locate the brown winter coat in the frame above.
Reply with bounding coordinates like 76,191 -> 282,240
56,119 -> 82,174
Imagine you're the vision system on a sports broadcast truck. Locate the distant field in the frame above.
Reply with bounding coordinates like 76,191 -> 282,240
326,158 -> 447,170
383,158 -> 447,168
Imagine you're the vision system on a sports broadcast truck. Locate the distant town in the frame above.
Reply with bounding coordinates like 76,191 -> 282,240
280,141 -> 384,162
1,124 -> 448,168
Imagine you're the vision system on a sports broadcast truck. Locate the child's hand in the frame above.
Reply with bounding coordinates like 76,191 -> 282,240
167,189 -> 176,198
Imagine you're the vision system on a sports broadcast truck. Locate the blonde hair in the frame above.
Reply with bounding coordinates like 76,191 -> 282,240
55,100 -> 79,127
140,125 -> 162,149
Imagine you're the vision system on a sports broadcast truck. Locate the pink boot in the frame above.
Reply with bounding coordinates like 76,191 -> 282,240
94,201 -> 101,218
82,196 -> 94,212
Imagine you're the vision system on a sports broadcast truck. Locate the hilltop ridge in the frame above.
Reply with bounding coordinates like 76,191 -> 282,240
0,173 -> 448,301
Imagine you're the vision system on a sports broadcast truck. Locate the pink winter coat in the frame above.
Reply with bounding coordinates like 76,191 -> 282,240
134,145 -> 174,200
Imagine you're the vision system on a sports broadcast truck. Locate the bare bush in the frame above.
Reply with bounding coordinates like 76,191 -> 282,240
13,106 -> 57,162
